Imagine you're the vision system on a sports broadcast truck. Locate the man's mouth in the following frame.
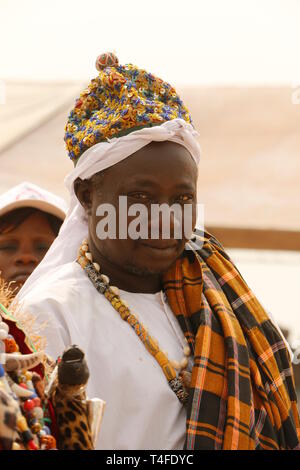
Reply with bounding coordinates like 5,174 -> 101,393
139,240 -> 179,256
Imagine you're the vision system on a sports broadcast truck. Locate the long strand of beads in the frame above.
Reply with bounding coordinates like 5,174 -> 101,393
77,241 -> 191,404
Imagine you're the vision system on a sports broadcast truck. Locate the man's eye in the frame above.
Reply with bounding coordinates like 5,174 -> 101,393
177,194 -> 193,202
128,193 -> 149,200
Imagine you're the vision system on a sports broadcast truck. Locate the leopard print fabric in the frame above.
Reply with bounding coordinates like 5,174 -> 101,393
51,385 -> 93,450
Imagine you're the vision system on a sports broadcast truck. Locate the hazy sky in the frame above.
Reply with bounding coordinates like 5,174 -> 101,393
1,0 -> 300,85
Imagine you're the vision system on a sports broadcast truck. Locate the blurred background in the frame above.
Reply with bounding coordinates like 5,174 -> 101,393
0,0 -> 300,387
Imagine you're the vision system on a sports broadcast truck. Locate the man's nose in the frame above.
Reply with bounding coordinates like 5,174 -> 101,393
148,203 -> 180,239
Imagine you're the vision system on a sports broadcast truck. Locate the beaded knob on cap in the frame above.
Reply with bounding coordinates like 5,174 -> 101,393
95,52 -> 119,71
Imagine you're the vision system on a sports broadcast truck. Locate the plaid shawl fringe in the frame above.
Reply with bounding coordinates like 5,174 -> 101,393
163,231 -> 300,450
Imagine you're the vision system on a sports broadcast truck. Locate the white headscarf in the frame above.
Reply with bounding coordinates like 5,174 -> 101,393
18,119 -> 201,299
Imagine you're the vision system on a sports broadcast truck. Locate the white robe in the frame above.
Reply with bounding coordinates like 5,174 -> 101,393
19,261 -> 193,450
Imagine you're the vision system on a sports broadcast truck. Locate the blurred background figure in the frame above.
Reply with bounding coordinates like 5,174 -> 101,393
0,182 -> 67,294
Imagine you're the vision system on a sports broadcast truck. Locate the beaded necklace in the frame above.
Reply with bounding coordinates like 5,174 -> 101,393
77,240 -> 191,405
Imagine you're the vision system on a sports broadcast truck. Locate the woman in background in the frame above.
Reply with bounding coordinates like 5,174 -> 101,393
0,182 -> 67,295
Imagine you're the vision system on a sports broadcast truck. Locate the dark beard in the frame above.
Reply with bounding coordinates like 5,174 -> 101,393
123,263 -> 164,277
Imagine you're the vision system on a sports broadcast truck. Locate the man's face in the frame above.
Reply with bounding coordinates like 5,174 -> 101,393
0,211 -> 57,292
77,141 -> 198,276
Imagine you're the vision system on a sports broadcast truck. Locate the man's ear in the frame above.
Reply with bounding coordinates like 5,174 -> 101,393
74,177 -> 93,215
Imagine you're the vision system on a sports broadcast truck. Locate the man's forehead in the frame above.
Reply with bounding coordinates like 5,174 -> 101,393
137,139 -> 193,156
87,141 -> 197,194
105,141 -> 195,174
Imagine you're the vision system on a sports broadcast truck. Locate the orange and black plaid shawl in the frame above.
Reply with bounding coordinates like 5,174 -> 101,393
163,231 -> 300,450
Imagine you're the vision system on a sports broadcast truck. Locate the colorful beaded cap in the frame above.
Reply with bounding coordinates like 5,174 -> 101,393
64,52 -> 193,163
